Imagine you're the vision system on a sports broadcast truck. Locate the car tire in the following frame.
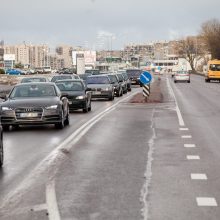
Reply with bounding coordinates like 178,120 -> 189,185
83,106 -> 88,113
109,94 -> 114,101
64,111 -> 70,126
88,101 -> 91,111
174,80 -> 177,83
0,133 -> 3,167
188,80 -> 190,83
2,125 -> 10,131
55,111 -> 64,129
205,78 -> 210,82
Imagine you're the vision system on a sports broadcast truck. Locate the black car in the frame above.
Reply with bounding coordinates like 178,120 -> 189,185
126,69 -> 143,86
0,124 -> 3,167
0,82 -> 69,130
116,73 -> 127,94
55,79 -> 92,113
107,74 -> 123,97
51,74 -> 80,82
121,72 -> 132,91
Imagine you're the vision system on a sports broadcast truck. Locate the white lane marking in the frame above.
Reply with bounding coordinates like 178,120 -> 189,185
187,155 -> 200,160
166,78 -> 185,126
184,144 -> 196,148
0,91 -> 138,210
182,135 -> 192,139
196,197 -> 218,206
179,128 -> 189,131
46,181 -> 61,220
141,109 -> 156,220
191,174 -> 207,180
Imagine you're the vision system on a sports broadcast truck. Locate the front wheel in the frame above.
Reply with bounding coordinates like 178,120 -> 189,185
2,125 -> 10,131
55,111 -> 64,129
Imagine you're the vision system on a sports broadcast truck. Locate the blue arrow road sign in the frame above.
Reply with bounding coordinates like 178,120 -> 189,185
140,71 -> 152,85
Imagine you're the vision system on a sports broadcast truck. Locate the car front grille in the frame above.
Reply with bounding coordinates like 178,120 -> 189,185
15,107 -> 43,120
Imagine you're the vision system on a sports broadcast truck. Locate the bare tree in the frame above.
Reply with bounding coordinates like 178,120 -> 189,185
201,19 -> 220,59
174,36 -> 205,71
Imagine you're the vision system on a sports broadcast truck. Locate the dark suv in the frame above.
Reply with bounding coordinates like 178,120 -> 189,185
108,74 -> 123,97
126,69 -> 143,86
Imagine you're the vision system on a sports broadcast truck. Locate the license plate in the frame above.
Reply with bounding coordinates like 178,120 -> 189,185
20,112 -> 38,117
93,91 -> 101,95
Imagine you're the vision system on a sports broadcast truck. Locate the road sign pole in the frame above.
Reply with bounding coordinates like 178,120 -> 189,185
140,71 -> 152,102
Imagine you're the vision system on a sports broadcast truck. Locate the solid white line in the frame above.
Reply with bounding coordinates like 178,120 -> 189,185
179,128 -> 189,131
182,135 -> 192,139
0,91 -> 138,210
184,144 -> 196,148
191,174 -> 207,180
166,78 -> 185,126
196,197 -> 218,206
187,155 -> 200,160
46,181 -> 61,220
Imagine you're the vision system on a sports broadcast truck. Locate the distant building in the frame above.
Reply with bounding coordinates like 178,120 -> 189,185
55,45 -> 73,68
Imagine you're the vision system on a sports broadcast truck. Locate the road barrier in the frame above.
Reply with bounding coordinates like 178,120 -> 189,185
143,84 -> 150,99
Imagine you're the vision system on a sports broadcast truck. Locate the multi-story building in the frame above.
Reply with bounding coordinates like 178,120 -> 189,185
4,43 -> 49,68
55,45 -> 73,68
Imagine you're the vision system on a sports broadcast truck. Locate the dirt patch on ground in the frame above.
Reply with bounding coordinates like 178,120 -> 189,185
129,78 -> 163,103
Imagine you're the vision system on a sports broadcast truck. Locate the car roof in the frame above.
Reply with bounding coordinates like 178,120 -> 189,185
55,79 -> 83,82
88,74 -> 109,77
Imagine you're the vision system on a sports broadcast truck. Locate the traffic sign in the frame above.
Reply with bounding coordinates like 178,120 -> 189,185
140,71 -> 152,85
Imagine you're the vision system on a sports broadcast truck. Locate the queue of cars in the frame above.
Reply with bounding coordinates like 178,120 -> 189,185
0,68 -> 144,166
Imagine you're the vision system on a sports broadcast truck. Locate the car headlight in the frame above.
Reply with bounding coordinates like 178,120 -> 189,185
76,95 -> 85,100
104,87 -> 110,91
1,106 -> 13,111
45,105 -> 58,110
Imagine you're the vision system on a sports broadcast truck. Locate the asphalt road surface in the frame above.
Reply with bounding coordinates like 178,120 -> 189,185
1,74 -> 220,220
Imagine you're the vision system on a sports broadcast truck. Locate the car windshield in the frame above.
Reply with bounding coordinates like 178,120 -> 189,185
116,74 -> 124,81
51,75 -> 72,82
10,84 -> 56,98
87,76 -> 110,84
56,81 -> 84,91
126,69 -> 142,77
210,64 -> 220,71
122,73 -> 129,80
21,78 -> 47,83
108,75 -> 118,83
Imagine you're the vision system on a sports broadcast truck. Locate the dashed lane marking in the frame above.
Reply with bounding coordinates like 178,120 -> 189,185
182,135 -> 192,139
187,155 -> 200,160
179,128 -> 189,131
196,197 -> 218,207
191,174 -> 207,180
184,144 -> 196,148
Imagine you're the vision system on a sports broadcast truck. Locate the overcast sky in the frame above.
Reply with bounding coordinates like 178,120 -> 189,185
1,0 -> 220,50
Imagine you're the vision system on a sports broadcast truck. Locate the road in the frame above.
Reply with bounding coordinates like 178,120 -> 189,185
1,74 -> 220,219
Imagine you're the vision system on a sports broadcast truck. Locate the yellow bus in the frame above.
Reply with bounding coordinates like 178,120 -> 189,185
205,60 -> 220,82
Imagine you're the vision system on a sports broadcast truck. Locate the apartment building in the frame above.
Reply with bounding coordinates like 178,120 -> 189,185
4,43 -> 49,68
55,45 -> 73,68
